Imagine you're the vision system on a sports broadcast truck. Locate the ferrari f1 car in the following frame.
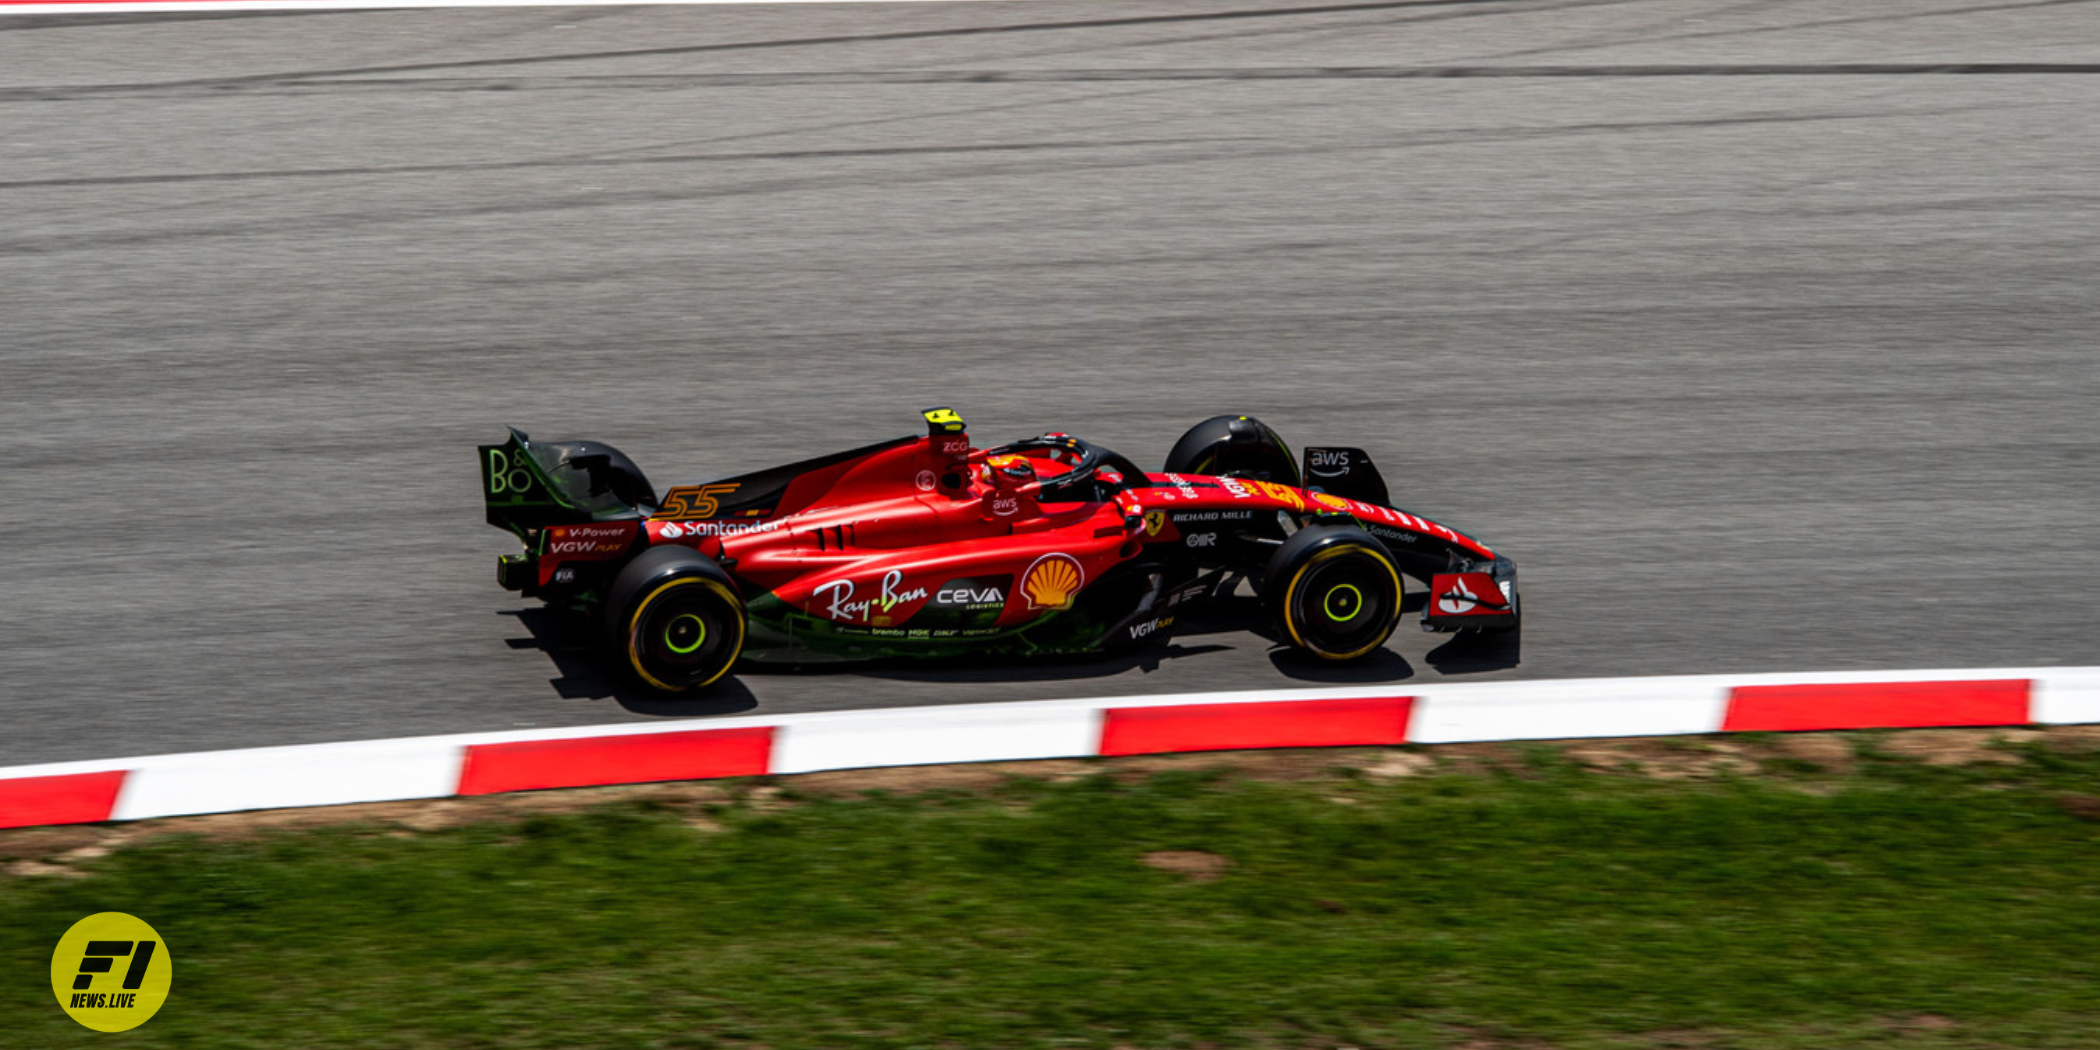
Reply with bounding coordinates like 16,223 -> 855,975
481,409 -> 1517,693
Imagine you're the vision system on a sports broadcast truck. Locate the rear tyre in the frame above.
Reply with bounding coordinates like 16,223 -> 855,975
1262,525 -> 1402,661
605,546 -> 746,692
1163,415 -> 1301,487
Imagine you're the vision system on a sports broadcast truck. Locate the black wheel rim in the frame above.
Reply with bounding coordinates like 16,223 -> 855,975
1291,550 -> 1396,657
634,580 -> 739,688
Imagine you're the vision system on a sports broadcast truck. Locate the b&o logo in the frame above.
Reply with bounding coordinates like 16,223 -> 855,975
51,912 -> 172,1032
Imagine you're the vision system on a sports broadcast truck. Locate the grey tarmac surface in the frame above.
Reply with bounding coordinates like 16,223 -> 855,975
2,0 -> 2096,767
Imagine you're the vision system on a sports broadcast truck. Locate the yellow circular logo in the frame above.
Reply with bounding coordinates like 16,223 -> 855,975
50,912 -> 172,1032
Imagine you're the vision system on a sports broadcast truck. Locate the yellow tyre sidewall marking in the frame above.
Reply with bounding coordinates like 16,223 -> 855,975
51,912 -> 172,1032
1284,544 -> 1400,660
627,576 -> 744,692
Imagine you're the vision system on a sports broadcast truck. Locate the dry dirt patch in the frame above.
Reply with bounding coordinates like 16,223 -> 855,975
1876,728 -> 2040,766
1140,850 -> 1232,881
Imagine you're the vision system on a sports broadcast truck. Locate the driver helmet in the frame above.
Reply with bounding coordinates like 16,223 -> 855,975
982,453 -> 1037,520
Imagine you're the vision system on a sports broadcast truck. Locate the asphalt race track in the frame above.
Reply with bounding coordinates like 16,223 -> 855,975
2,0 -> 2096,767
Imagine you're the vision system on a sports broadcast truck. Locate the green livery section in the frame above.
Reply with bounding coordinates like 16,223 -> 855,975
479,429 -> 569,541
738,595 -> 1113,664
479,428 -> 656,542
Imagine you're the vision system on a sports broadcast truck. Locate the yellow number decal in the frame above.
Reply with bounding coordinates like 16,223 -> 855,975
654,482 -> 740,519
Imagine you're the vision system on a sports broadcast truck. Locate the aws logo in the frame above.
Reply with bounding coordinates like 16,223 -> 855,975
1306,448 -> 1352,477
51,913 -> 172,1032
1021,553 -> 1085,611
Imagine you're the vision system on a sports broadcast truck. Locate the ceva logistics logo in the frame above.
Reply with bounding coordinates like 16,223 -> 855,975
51,912 -> 173,1032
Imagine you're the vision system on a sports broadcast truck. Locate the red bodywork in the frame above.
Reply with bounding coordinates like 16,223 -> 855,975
656,436 -> 1142,634
532,429 -> 1506,641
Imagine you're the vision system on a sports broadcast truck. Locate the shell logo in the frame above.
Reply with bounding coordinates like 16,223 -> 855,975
1021,553 -> 1085,611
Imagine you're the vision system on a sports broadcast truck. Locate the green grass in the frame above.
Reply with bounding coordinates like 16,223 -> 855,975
5,742 -> 2099,1049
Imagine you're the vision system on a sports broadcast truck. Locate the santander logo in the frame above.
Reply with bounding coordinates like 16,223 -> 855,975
1437,576 -> 1479,615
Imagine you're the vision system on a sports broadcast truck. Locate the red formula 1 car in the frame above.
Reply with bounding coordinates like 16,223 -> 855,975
481,409 -> 1517,693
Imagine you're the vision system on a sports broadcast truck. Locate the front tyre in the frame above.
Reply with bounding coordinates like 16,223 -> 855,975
1262,525 -> 1402,661
606,546 -> 746,692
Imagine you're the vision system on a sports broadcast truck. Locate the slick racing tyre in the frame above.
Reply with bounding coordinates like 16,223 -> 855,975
1163,415 -> 1301,488
1262,525 -> 1402,661
605,546 -> 746,692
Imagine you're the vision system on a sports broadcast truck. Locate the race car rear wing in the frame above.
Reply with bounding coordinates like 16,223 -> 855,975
479,428 -> 658,542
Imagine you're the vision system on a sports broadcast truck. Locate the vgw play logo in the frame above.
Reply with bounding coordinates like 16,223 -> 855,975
51,913 -> 172,1032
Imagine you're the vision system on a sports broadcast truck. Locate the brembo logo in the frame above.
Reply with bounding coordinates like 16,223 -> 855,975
813,570 -> 928,623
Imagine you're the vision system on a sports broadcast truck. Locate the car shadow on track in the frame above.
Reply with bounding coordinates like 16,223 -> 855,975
1266,647 -> 1418,683
1424,627 -> 1522,675
809,641 -> 1243,687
